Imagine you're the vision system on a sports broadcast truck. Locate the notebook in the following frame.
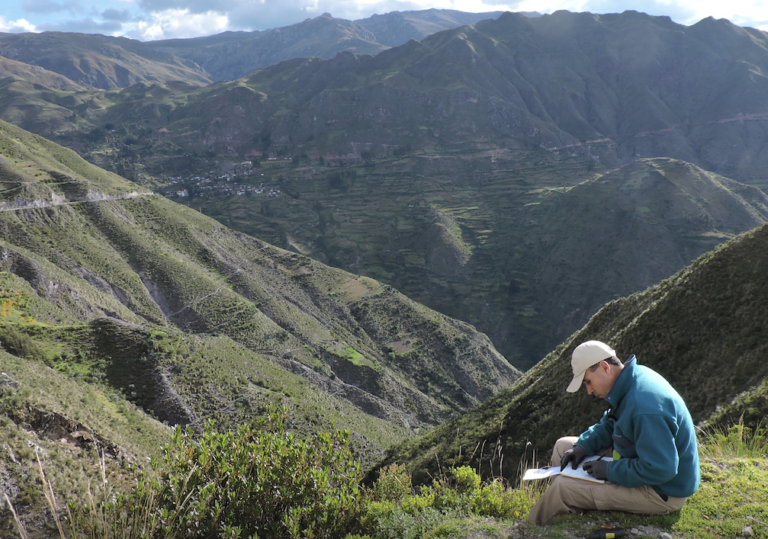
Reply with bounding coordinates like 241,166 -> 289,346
522,455 -> 612,484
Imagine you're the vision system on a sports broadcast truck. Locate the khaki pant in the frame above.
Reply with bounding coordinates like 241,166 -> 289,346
526,437 -> 687,526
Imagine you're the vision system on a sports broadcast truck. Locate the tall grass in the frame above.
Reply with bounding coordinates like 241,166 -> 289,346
516,441 -> 549,508
6,447 -> 170,539
699,417 -> 768,459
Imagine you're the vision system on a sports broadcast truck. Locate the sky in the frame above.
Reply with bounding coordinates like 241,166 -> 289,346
2,0 -> 768,42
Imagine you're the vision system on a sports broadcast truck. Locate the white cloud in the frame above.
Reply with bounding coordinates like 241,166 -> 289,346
129,9 -> 229,40
0,16 -> 38,32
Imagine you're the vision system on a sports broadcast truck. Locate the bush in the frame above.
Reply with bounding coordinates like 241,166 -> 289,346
470,479 -> 531,519
69,407 -> 363,539
450,466 -> 480,494
373,464 -> 412,502
363,503 -> 454,539
151,408 -> 363,538
0,326 -> 48,364
362,464 -> 533,538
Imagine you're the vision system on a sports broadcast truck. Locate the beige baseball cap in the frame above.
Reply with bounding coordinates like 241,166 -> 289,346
566,340 -> 616,393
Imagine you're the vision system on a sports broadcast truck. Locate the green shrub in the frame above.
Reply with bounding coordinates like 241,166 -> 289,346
364,463 -> 531,538
373,463 -> 412,502
150,407 -> 363,538
449,466 -> 480,494
363,503 -> 456,539
470,479 -> 531,519
0,326 -> 49,365
69,407 -> 364,539
399,491 -> 434,514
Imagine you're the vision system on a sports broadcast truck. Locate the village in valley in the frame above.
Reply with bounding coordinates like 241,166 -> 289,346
161,158 -> 284,201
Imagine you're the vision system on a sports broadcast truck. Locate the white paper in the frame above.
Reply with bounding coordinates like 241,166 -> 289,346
522,455 -> 612,483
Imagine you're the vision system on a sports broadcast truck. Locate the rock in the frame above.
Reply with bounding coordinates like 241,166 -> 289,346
742,526 -> 754,537
0,372 -> 19,390
660,534 -> 673,539
631,529 -> 640,535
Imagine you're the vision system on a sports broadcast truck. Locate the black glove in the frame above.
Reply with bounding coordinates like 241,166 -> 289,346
560,445 -> 588,471
583,459 -> 609,480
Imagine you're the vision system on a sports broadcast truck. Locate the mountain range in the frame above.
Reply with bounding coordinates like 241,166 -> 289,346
2,119 -> 767,535
0,9 -> 512,88
3,10 -> 768,369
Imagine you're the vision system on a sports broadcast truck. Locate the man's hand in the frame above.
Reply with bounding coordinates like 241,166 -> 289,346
560,445 -> 587,471
583,459 -> 609,480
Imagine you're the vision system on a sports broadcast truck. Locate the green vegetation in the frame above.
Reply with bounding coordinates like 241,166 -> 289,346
0,118 -> 520,443
60,409 -> 366,539
6,414 -> 767,538
4,14 -> 768,537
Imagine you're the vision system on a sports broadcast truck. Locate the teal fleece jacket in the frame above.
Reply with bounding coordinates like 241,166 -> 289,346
575,356 -> 700,498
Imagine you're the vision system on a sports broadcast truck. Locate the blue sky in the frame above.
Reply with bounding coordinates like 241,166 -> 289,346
2,0 -> 767,41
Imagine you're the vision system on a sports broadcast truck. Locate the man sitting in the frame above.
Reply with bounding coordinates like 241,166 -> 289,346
527,340 -> 700,526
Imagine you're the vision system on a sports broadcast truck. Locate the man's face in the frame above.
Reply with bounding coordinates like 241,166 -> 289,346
582,361 -> 614,399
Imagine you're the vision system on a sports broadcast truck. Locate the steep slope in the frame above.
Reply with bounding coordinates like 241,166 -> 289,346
383,222 -> 768,483
4,11 -> 768,372
522,158 -> 768,348
0,119 -> 519,444
0,32 -> 211,89
0,56 -> 86,92
0,346 -> 172,538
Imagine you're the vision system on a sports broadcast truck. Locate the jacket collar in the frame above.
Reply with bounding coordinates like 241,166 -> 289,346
605,355 -> 637,408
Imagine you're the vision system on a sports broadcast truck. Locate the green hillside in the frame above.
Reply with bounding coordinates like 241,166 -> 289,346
383,221 -> 768,485
0,119 -> 519,460
3,11 -> 768,371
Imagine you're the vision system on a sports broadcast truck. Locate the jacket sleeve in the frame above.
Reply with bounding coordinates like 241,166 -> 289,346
576,410 -> 614,455
606,414 -> 679,488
